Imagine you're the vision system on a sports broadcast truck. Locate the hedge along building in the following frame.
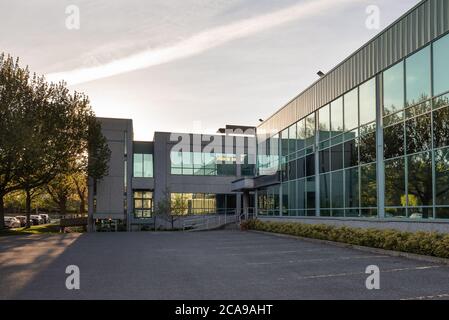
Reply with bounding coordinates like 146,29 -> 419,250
89,0 -> 449,232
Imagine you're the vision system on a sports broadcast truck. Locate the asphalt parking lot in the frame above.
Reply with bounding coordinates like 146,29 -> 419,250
0,230 -> 448,300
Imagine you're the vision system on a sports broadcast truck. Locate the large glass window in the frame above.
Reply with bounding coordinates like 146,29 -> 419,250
305,113 -> 316,147
288,123 -> 297,154
296,119 -> 306,150
288,180 -> 297,216
405,113 -> 431,154
359,131 -> 376,164
436,208 -> 449,220
331,171 -> 344,209
331,143 -> 344,171
193,152 -> 204,175
345,167 -> 359,208
433,34 -> 449,96
359,78 -> 376,126
344,139 -> 358,168
170,193 -> 234,215
305,153 -> 315,177
297,157 -> 305,179
319,148 -> 330,173
287,159 -> 296,181
182,152 -> 194,175
257,186 -> 280,216
360,163 -> 377,208
217,194 -> 237,214
306,176 -> 316,211
406,46 -> 431,106
384,158 -> 405,207
134,191 -> 153,218
407,151 -> 433,208
171,151 -> 238,176
320,173 -> 331,209
433,105 -> 449,149
204,153 -> 216,175
282,182 -> 289,215
344,88 -> 359,131
241,155 -> 255,176
281,129 -> 289,156
319,104 -> 330,142
384,123 -> 404,159
435,147 -> 449,206
383,61 -> 405,115
217,154 -> 237,176
257,135 -> 280,176
133,153 -> 153,178
331,97 -> 344,135
133,154 -> 143,177
297,179 -> 306,210
263,34 -> 449,220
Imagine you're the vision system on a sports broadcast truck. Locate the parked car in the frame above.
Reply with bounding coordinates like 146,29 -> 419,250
15,216 -> 27,227
4,217 -> 21,229
39,214 -> 50,224
30,215 -> 43,225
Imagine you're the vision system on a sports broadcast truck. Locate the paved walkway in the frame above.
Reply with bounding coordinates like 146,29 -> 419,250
0,230 -> 448,299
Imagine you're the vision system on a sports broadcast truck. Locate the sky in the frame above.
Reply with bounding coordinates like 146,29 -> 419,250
0,0 -> 419,141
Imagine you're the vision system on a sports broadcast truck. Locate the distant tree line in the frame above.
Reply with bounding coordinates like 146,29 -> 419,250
0,53 -> 110,229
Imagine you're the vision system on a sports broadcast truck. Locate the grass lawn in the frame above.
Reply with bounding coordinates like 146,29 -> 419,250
0,223 -> 61,236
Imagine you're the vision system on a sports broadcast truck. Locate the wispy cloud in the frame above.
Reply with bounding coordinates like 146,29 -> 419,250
47,0 -> 360,85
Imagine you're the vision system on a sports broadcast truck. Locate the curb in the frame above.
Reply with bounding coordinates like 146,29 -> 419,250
248,230 -> 449,266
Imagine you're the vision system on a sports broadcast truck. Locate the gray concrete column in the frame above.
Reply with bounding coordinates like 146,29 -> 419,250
154,132 -> 169,206
242,190 -> 250,215
376,75 -> 385,219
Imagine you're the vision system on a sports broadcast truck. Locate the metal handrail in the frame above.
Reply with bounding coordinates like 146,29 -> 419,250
182,212 -> 238,231
239,207 -> 256,224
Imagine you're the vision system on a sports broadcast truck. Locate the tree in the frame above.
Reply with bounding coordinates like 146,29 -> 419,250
14,79 -> 81,226
45,172 -> 87,216
46,174 -> 76,217
0,54 -> 31,229
154,188 -> 180,230
71,172 -> 87,214
0,53 -> 110,229
86,116 -> 110,180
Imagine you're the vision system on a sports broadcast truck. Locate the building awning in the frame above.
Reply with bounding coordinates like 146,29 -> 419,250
231,172 -> 280,191
231,178 -> 255,192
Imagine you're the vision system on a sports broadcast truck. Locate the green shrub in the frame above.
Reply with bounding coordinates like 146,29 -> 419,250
244,219 -> 449,259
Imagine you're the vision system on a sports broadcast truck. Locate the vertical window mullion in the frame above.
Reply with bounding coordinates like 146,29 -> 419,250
431,42 -> 436,219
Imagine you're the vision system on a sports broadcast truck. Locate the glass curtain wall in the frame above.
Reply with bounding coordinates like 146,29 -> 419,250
257,185 -> 280,216
279,113 -> 316,217
170,193 -> 237,215
382,33 -> 449,219
270,76 -> 377,219
133,154 -> 153,178
257,32 -> 449,220
171,152 -> 238,176
317,78 -> 377,218
257,135 -> 280,176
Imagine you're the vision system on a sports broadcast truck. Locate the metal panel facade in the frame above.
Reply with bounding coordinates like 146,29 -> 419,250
258,0 -> 449,136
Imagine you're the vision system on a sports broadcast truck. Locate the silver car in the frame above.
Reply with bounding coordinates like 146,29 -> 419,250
30,215 -> 44,225
39,214 -> 50,224
15,216 -> 27,227
4,217 -> 21,228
